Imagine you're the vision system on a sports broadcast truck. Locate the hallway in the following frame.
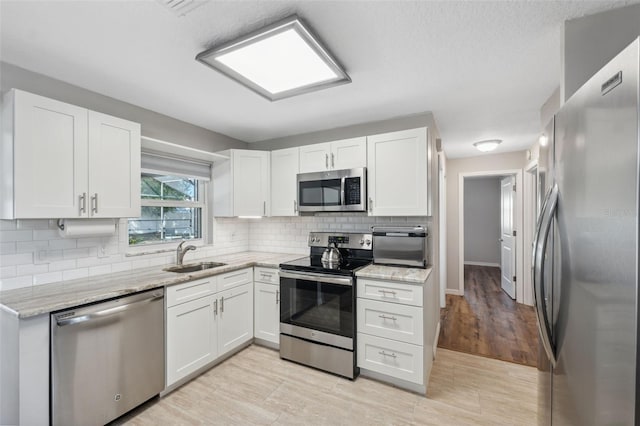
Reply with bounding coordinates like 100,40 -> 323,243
438,265 -> 539,367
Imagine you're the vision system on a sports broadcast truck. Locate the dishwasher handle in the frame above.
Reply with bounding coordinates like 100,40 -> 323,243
55,293 -> 164,327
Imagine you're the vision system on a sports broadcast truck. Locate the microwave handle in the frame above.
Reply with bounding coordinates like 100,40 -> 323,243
341,178 -> 346,206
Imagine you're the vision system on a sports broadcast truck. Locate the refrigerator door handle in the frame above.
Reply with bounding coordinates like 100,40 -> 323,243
532,183 -> 558,366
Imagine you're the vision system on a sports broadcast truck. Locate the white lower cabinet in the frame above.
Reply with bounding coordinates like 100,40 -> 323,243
166,295 -> 218,386
357,276 -> 428,390
218,283 -> 254,357
254,281 -> 280,345
165,268 -> 254,388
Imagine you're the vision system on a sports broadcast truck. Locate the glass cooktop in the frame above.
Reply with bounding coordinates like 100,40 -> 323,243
279,255 -> 372,276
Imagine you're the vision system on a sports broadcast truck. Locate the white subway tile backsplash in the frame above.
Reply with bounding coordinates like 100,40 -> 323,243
1,252 -> 34,266
0,276 -> 33,291
16,240 -> 49,253
111,261 -> 132,273
48,259 -> 78,272
0,242 -> 16,255
62,268 -> 89,281
16,219 -> 51,230
33,271 -> 63,286
88,265 -> 112,277
16,263 -> 49,276
63,247 -> 91,259
0,230 -> 33,242
0,220 -> 17,231
33,229 -> 60,241
0,265 -> 17,279
48,239 -> 78,250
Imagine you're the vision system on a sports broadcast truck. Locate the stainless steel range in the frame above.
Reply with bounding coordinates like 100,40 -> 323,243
279,231 -> 373,379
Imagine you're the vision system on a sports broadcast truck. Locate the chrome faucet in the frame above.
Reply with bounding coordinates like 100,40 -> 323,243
176,241 -> 196,265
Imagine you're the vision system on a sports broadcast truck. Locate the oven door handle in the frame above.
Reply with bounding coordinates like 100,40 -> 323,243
279,270 -> 354,287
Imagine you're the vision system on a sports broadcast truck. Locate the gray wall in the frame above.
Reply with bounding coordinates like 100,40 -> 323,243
563,3 -> 640,102
464,177 -> 501,265
252,112 -> 439,150
0,62 -> 248,152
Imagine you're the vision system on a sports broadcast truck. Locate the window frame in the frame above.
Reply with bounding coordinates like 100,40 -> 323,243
128,175 -> 208,248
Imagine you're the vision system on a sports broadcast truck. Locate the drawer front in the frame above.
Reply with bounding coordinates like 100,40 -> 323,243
357,333 -> 423,385
218,268 -> 252,291
167,277 -> 217,308
357,299 -> 423,345
254,267 -> 279,285
357,278 -> 423,306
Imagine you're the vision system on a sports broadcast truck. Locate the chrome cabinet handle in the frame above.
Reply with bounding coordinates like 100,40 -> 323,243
294,200 -> 298,213
79,193 -> 87,215
276,290 -> 279,304
263,201 -> 266,216
378,314 -> 397,321
378,351 -> 397,358
331,153 -> 335,168
533,183 -> 558,366
220,296 -> 224,313
91,193 -> 98,214
368,197 -> 373,212
214,299 -> 218,316
325,154 -> 329,169
378,289 -> 397,295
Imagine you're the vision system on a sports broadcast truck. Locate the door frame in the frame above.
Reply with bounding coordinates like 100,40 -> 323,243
522,159 -> 538,306
458,169 -> 525,304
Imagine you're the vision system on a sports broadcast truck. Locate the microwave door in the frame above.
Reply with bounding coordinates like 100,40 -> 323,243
298,178 -> 342,211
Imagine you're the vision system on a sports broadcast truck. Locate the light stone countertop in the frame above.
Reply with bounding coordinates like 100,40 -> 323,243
0,251 -> 304,319
355,264 -> 432,284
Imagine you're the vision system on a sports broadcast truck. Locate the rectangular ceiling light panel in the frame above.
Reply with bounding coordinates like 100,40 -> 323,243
196,16 -> 351,101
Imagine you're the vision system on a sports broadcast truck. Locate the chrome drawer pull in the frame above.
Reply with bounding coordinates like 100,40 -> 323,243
378,351 -> 397,358
378,314 -> 397,321
276,290 -> 280,304
378,289 -> 397,295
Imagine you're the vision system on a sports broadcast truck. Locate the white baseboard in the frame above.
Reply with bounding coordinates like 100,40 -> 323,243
464,261 -> 500,267
445,288 -> 463,296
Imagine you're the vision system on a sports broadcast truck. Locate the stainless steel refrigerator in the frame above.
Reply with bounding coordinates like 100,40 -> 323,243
533,37 -> 640,425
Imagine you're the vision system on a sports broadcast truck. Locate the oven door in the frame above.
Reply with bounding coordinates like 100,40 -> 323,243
279,270 -> 354,350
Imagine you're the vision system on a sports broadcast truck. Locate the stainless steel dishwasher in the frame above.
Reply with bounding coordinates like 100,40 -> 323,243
51,288 -> 165,426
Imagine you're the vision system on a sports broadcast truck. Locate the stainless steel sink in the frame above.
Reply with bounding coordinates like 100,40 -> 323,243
164,262 -> 227,273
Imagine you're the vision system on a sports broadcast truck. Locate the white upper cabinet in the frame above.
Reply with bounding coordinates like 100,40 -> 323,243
1,89 -> 141,219
367,127 -> 429,216
298,137 -> 366,173
271,147 -> 299,216
213,149 -> 270,217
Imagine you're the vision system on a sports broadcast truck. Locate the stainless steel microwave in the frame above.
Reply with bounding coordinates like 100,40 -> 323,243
297,167 -> 367,213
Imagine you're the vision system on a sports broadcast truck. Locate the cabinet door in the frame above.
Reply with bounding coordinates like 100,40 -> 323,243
233,150 -> 270,216
271,147 -> 299,216
218,283 -> 254,357
331,137 -> 367,170
87,111 -> 141,218
299,142 -> 331,173
166,295 -> 217,386
367,128 -> 428,216
13,90 -> 88,218
254,282 -> 279,345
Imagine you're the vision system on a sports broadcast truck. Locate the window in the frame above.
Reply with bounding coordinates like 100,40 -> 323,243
128,173 -> 205,245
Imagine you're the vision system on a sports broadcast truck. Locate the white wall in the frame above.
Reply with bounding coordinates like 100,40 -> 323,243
463,177 -> 500,265
446,151 -> 526,292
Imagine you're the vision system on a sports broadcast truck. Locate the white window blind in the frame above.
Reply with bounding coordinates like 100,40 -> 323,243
141,152 -> 212,181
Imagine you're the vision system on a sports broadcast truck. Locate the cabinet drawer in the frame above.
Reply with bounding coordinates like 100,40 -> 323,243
218,268 -> 252,291
357,333 -> 423,385
254,267 -> 279,285
357,278 -> 423,306
167,278 -> 217,308
357,299 -> 423,345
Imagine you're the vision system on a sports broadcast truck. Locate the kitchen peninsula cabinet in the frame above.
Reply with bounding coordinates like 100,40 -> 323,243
298,136 -> 366,173
213,149 -> 270,217
1,89 -> 140,219
366,127 -> 430,216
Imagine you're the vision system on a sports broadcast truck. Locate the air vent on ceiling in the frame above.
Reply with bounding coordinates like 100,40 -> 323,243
157,0 -> 206,17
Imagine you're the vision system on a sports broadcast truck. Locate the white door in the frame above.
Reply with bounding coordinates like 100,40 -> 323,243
500,176 -> 516,299
218,283 -> 254,357
299,142 -> 331,173
367,128 -> 428,216
166,295 -> 217,386
13,90 -> 88,218
233,150 -> 270,216
254,282 -> 279,344
87,111 -> 141,218
330,137 -> 367,170
270,147 -> 299,216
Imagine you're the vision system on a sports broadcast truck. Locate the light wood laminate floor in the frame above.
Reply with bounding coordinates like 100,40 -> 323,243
116,345 -> 537,425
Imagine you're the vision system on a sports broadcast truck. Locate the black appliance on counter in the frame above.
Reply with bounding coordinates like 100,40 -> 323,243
278,231 -> 373,379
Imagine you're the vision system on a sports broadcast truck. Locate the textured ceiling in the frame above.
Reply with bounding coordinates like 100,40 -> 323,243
1,0 -> 637,158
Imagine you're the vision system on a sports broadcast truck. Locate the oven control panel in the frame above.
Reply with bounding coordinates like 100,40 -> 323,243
308,232 -> 372,249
